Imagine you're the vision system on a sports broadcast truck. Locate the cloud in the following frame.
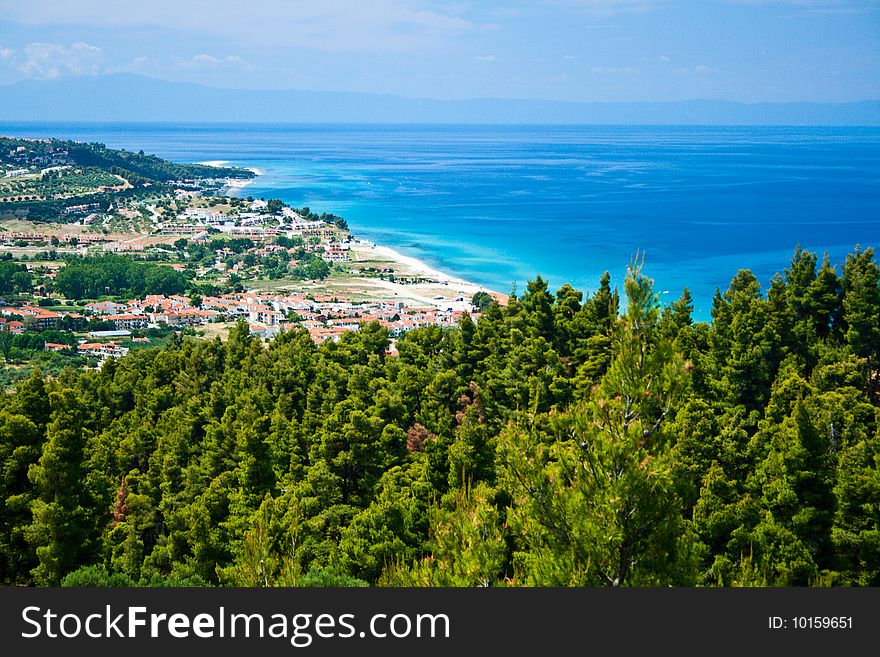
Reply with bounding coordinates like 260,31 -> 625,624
563,54 -> 579,60
550,1 -> 659,16
488,6 -> 527,18
564,0 -> 873,17
676,64 -> 716,75
728,0 -> 876,12
0,42 -> 249,80
658,55 -> 672,63
475,54 -> 496,61
128,56 -> 154,68
188,54 -> 246,67
110,55 -> 162,76
2,1 -> 488,53
590,65 -> 637,74
1,42 -> 105,79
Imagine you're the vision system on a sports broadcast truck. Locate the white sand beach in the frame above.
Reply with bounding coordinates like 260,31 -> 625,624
197,161 -> 264,194
369,244 -> 472,286
344,240 -> 505,309
223,176 -> 258,192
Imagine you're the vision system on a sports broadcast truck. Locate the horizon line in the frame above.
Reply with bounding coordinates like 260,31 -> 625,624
3,73 -> 878,107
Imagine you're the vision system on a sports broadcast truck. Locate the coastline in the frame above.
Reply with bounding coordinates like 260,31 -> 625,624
197,158 -> 503,307
337,240 -> 505,310
222,174 -> 259,194
197,160 -> 263,194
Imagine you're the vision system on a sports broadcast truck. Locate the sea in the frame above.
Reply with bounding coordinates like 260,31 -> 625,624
3,122 -> 879,318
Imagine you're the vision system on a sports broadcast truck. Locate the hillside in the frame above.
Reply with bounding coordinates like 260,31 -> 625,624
0,136 -> 253,220
1,247 -> 879,588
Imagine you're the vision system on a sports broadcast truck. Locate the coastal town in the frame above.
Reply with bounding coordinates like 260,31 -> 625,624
2,287 -> 477,365
0,136 -> 501,385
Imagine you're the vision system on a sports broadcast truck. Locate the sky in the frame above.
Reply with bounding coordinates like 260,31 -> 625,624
0,0 -> 878,103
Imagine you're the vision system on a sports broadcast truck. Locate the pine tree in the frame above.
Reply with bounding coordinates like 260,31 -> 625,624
842,247 -> 880,370
499,260 -> 693,586
0,411 -> 42,582
26,389 -> 96,585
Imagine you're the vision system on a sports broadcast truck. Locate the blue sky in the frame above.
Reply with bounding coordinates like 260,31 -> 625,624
0,0 -> 878,102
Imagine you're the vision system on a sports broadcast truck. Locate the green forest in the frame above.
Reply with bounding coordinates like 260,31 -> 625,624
0,137 -> 254,182
1,246 -> 878,587
53,255 -> 190,299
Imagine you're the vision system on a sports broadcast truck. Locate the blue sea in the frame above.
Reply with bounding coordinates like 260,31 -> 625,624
4,122 -> 879,318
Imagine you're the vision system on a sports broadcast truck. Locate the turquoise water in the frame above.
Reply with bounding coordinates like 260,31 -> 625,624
4,122 -> 879,317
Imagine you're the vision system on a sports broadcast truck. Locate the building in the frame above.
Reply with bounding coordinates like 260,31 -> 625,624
77,342 -> 129,360
43,342 -> 72,352
105,313 -> 148,330
12,306 -> 61,330
86,301 -> 124,315
0,318 -> 25,334
246,304 -> 283,325
152,308 -> 217,327
88,330 -> 132,339
322,245 -> 350,262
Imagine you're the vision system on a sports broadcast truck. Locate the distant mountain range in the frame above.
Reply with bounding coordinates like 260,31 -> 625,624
1,73 -> 878,125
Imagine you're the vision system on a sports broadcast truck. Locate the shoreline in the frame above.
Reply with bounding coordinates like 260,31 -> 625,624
200,158 -> 504,306
197,160 -> 263,194
342,240 -> 505,309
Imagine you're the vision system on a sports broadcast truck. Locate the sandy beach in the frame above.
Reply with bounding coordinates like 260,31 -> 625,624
198,161 -> 263,194
222,176 -> 258,193
318,240 -> 505,310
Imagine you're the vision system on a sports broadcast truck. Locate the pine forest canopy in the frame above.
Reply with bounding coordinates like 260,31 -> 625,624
0,245 -> 878,588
